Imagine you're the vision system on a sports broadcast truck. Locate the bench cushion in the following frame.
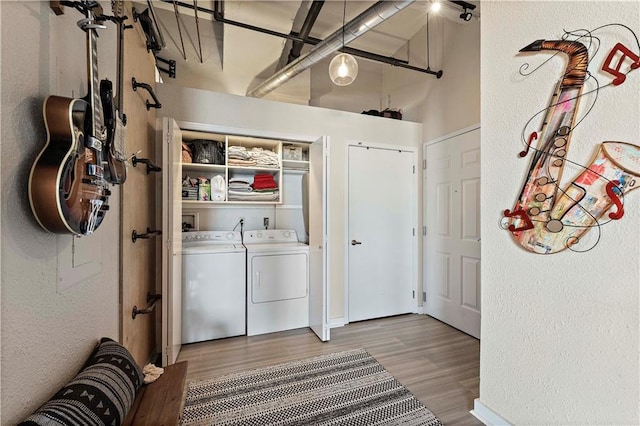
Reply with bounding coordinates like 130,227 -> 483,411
19,337 -> 144,426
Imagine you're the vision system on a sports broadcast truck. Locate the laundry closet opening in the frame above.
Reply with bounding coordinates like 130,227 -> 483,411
160,118 -> 329,365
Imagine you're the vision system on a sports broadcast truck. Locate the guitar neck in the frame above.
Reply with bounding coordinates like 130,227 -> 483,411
115,0 -> 125,113
87,18 -> 104,139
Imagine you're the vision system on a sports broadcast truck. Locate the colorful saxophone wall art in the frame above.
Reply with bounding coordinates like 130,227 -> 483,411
502,25 -> 640,254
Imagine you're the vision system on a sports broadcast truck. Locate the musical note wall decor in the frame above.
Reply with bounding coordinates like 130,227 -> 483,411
501,24 -> 640,254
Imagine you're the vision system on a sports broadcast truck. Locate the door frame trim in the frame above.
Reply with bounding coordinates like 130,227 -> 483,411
424,123 -> 480,147
343,140 -> 419,324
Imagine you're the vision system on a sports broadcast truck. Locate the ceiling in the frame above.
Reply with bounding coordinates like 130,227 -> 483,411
132,1 -> 479,105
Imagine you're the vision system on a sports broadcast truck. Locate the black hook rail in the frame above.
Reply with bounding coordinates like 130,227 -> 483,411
132,227 -> 162,243
132,155 -> 162,174
132,77 -> 162,110
132,3 -> 165,52
132,293 -> 162,319
156,56 -> 177,78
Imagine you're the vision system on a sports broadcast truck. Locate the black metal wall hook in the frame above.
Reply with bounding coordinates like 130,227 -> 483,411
156,56 -> 177,78
132,292 -> 162,319
131,227 -> 162,243
131,77 -> 162,110
131,155 -> 162,174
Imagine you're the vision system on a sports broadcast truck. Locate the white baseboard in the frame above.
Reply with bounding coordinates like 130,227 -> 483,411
330,317 -> 345,328
470,399 -> 512,426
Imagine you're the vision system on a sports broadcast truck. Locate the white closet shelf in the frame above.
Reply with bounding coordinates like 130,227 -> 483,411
182,200 -> 280,207
228,165 -> 280,172
282,159 -> 310,171
183,163 -> 225,172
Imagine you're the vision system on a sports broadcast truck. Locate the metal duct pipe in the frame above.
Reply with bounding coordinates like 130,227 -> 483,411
247,0 -> 414,98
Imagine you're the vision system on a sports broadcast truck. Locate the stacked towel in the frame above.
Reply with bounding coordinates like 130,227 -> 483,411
228,146 -> 257,166
252,173 -> 278,190
227,145 -> 279,168
228,173 -> 279,201
228,178 -> 252,193
249,147 -> 279,168
228,158 -> 257,166
228,145 -> 252,160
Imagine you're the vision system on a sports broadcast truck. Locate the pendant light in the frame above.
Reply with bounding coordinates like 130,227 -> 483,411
329,0 -> 358,86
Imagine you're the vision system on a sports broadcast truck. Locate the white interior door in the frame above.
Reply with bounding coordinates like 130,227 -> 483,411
161,118 -> 183,365
348,145 -> 415,323
308,136 -> 330,341
424,127 -> 481,338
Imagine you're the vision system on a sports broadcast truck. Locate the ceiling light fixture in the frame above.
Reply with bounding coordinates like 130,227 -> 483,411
451,1 -> 476,21
460,8 -> 473,21
430,1 -> 442,13
329,0 -> 358,86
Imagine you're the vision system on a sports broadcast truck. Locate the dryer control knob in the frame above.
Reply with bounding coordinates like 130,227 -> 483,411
226,232 -> 234,240
257,232 -> 262,238
283,231 -> 291,238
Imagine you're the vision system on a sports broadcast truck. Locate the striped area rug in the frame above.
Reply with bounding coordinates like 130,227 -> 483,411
181,348 -> 443,425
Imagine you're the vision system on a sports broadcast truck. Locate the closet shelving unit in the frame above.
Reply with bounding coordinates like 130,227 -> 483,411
181,130 -> 309,207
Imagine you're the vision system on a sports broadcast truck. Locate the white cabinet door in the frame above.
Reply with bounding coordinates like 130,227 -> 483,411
161,118 -> 183,365
424,127 -> 481,338
348,145 -> 415,323
308,136 -> 330,341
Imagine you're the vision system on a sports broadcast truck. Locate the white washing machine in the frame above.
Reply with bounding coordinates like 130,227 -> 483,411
182,230 -> 245,344
244,229 -> 309,336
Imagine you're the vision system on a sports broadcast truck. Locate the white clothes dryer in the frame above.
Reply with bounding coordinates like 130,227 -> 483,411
244,229 -> 309,336
182,230 -> 246,343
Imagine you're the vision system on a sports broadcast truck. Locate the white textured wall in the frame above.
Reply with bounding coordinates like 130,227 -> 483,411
416,16 -> 480,140
156,84 -> 423,321
1,2 -> 120,423
480,2 -> 639,424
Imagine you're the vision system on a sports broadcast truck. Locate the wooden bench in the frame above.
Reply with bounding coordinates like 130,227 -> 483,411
123,361 -> 188,426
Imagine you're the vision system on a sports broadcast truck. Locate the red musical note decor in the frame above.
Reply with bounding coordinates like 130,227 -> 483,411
602,42 -> 640,86
606,180 -> 625,220
519,132 -> 538,158
503,207 -> 535,232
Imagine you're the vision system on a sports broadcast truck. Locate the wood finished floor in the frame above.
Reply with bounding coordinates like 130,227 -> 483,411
176,314 -> 481,425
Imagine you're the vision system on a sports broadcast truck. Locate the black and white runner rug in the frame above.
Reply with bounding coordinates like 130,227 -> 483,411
181,348 -> 443,425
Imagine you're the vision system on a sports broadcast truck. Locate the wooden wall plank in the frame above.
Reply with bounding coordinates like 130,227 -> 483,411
118,0 -> 158,365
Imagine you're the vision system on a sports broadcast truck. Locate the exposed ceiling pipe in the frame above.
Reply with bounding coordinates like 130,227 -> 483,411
287,1 -> 325,64
291,32 -> 410,66
247,0 -> 420,98
163,1 -> 442,77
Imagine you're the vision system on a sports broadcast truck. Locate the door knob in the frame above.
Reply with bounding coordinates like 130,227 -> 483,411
351,239 -> 362,245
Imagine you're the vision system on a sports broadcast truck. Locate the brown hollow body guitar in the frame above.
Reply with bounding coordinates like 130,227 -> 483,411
28,1 -> 110,236
29,96 -> 107,234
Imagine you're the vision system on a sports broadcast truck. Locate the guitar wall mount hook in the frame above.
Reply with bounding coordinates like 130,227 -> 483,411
131,155 -> 162,174
131,77 -> 162,110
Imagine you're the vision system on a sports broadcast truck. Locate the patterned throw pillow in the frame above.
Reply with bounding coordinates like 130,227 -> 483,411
19,337 -> 144,426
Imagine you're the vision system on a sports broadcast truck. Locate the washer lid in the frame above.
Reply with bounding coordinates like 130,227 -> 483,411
182,243 -> 245,254
244,242 -> 309,253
